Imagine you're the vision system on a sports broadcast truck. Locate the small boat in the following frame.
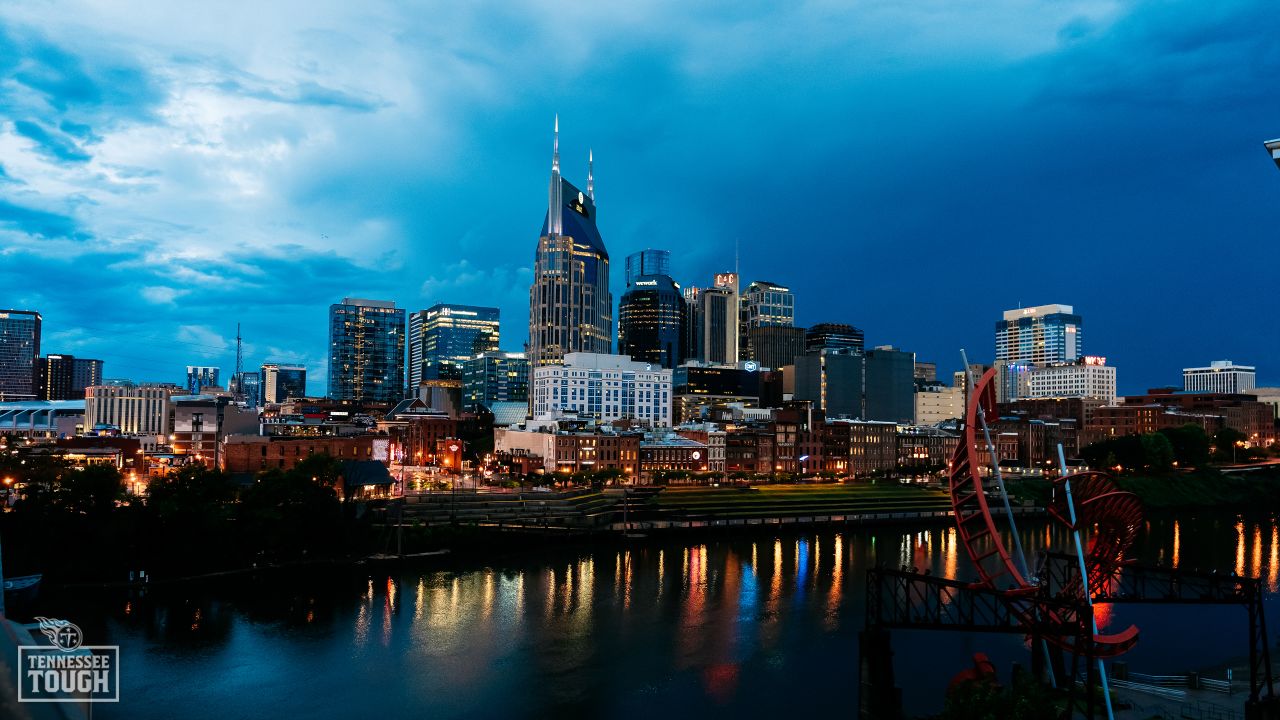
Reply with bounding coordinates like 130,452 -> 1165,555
4,574 -> 41,592
4,574 -> 42,607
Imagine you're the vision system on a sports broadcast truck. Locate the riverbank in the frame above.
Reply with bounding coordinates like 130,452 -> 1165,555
1114,468 -> 1280,509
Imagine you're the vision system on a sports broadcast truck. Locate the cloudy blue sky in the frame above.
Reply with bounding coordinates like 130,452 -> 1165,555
2,1 -> 1277,395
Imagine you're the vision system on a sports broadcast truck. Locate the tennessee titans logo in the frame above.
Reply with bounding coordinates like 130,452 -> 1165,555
34,617 -> 83,652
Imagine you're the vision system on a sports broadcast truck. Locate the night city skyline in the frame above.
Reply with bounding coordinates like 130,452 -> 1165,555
3,1 -> 1278,394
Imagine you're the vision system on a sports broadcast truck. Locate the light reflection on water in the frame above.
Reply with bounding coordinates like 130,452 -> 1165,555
85,512 -> 1280,720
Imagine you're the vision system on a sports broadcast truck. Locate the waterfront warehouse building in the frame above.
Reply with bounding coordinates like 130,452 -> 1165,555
618,274 -> 686,369
1183,360 -> 1256,395
528,119 -> 613,372
409,304 -> 500,384
0,309 -> 41,400
532,352 -> 672,427
327,297 -> 406,403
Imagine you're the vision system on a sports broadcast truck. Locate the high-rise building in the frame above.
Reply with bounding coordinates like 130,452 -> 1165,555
232,371 -> 263,407
914,361 -> 937,383
696,273 -> 739,365
85,384 -> 175,442
261,363 -> 307,403
742,280 -> 795,328
864,346 -> 916,423
745,326 -> 806,370
995,304 -> 1082,366
532,352 -> 672,426
71,358 -> 103,394
0,309 -> 41,400
618,274 -> 686,369
462,351 -> 530,407
805,323 -> 864,355
1026,356 -> 1117,403
528,119 -> 613,375
185,366 -> 220,393
740,280 -> 795,362
327,297 -> 406,403
682,286 -> 702,364
35,354 -> 76,400
409,304 -> 500,384
625,249 -> 671,287
1183,360 -> 1256,395
794,351 -> 863,418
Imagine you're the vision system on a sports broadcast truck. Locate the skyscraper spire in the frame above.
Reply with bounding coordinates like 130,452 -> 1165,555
548,114 -> 562,236
587,148 -> 594,201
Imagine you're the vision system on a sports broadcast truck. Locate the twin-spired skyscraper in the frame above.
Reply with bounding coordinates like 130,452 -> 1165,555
527,118 -> 613,369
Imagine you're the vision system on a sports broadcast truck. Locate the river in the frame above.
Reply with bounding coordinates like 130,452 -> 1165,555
34,512 -> 1280,718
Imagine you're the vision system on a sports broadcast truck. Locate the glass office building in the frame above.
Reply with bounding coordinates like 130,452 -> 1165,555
261,363 -> 307,403
0,309 -> 41,400
624,249 -> 671,287
409,304 -> 499,384
328,298 -> 406,403
462,351 -> 530,407
618,274 -> 686,369
995,304 -> 1082,366
185,366 -> 220,393
528,122 -> 612,372
805,323 -> 864,355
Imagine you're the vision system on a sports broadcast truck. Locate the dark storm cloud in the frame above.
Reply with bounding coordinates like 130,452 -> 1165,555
1,0 -> 1276,394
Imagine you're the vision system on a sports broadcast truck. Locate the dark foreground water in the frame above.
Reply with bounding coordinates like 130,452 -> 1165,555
37,513 -> 1280,718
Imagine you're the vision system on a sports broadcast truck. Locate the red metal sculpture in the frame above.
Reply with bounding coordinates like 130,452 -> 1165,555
948,368 -> 1144,657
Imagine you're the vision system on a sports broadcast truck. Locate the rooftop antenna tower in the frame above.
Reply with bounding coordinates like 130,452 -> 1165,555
235,322 -> 244,398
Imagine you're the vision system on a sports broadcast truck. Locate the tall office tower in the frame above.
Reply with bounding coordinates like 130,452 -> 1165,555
682,286 -> 702,363
0,309 -> 41,400
232,371 -> 263,407
697,274 -> 739,365
745,326 -> 806,370
794,350 -> 864,418
864,346 -> 916,423
914,361 -> 937,383
409,304 -> 500,384
740,280 -> 795,361
327,297 -> 406,403
995,303 -> 1082,365
261,363 -> 308,403
463,351 -> 530,406
71,358 -> 103,394
185,366 -> 220,393
625,249 -> 671,287
805,322 -> 864,355
528,118 -> 613,377
35,354 -> 77,400
618,274 -> 686,368
1183,360 -> 1256,394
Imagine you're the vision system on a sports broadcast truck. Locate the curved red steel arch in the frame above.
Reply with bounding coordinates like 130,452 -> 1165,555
948,368 -> 1144,657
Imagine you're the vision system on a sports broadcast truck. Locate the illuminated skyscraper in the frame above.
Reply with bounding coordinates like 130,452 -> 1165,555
327,298 -> 406,403
528,118 -> 612,373
625,249 -> 671,287
618,274 -> 685,368
409,304 -> 500,384
995,304 -> 1082,366
0,309 -> 40,400
185,366 -> 220,393
261,363 -> 307,403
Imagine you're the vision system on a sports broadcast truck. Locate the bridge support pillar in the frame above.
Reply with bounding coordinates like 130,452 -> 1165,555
858,628 -> 902,720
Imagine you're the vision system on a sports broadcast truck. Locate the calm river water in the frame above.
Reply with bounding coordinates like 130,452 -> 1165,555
38,512 -> 1280,718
